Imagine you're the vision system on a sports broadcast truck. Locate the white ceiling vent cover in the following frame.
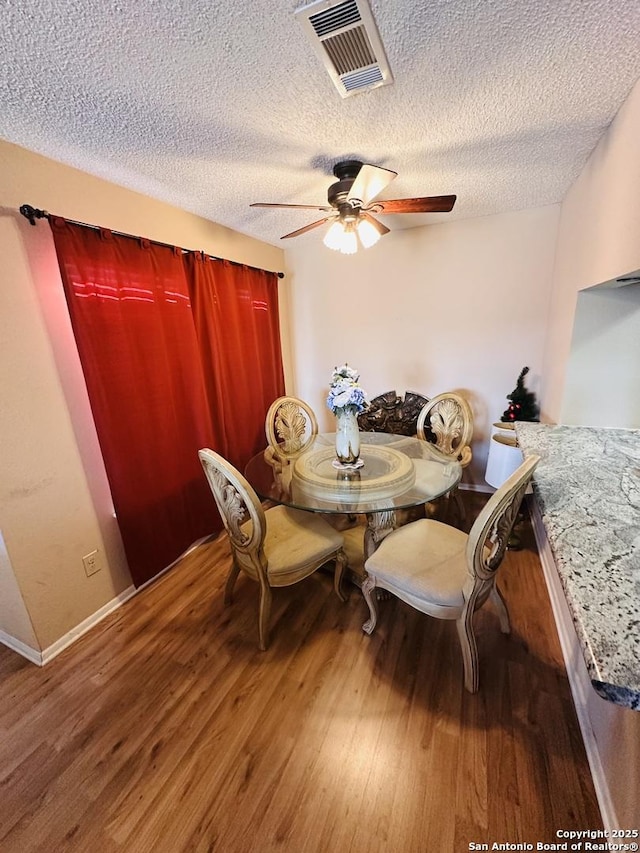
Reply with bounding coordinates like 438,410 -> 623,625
295,0 -> 393,98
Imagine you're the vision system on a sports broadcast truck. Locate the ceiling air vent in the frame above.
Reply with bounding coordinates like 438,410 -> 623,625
295,0 -> 393,98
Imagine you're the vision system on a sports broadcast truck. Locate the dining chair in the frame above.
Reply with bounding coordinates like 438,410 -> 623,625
416,391 -> 474,522
265,394 -> 362,533
199,448 -> 348,650
265,395 -> 318,459
360,455 -> 540,692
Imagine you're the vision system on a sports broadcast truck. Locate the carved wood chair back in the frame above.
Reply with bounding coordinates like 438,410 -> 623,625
464,454 -> 539,605
361,455 -> 540,692
265,396 -> 318,458
199,447 -> 266,575
416,392 -> 474,467
199,447 -> 347,650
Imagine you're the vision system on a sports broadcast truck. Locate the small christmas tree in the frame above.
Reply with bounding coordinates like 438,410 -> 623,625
501,366 -> 539,422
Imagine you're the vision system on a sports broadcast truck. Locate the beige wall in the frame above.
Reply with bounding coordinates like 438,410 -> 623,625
284,204 -> 560,484
0,530 -> 38,649
0,140 -> 285,651
562,283 -> 640,426
542,78 -> 640,422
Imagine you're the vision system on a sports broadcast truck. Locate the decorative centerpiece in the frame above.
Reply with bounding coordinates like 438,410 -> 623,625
326,364 -> 368,467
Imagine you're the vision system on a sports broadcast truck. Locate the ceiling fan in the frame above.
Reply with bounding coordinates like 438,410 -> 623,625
250,160 -> 456,254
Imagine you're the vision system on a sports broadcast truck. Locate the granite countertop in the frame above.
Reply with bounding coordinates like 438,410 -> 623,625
515,422 -> 640,710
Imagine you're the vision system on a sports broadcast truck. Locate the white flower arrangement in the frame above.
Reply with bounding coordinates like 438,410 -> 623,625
326,364 -> 368,415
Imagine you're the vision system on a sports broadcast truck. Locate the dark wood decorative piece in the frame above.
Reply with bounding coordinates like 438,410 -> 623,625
358,389 -> 431,437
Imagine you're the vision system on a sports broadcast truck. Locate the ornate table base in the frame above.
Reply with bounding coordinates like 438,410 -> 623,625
364,509 -> 397,560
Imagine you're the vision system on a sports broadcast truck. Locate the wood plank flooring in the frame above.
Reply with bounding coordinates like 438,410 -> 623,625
0,494 -> 602,851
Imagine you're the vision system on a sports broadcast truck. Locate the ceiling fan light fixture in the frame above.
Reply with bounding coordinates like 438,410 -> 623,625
252,159 -> 457,246
323,220 -> 358,254
323,220 -> 346,251
356,216 -> 381,248
340,225 -> 358,255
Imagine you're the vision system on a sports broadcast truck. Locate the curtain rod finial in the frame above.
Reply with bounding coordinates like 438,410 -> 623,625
19,204 -> 48,226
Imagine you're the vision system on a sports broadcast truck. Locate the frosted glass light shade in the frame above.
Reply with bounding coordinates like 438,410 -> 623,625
323,221 -> 345,251
323,221 -> 358,254
357,218 -> 381,248
485,434 -> 523,489
340,228 -> 358,254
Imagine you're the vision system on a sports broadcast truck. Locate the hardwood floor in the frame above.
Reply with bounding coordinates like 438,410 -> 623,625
0,494 -> 602,851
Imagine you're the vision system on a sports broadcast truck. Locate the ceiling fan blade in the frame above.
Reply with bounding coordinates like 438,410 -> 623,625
251,202 -> 332,211
280,217 -> 335,240
347,164 -> 397,207
360,211 -> 390,235
369,195 -> 457,214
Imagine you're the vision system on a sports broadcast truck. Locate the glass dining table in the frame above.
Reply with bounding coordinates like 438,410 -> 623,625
244,432 -> 462,577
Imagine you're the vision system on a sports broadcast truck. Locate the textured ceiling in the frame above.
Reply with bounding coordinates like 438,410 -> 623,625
1,0 -> 640,248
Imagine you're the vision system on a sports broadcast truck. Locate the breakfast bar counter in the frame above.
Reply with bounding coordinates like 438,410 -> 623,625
515,422 -> 640,710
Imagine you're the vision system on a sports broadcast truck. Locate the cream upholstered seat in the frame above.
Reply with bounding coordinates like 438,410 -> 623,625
265,395 -> 318,459
361,455 -> 540,692
416,391 -> 474,522
199,448 -> 347,650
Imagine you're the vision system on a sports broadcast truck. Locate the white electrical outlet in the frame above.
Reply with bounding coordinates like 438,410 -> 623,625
82,549 -> 101,577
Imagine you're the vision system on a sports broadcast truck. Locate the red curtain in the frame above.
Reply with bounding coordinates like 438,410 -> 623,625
51,219 -> 220,587
185,254 -> 285,470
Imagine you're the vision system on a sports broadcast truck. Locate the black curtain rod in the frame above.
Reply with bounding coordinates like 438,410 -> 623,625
18,204 -> 285,279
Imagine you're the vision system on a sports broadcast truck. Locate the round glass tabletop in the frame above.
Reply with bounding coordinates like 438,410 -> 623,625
244,432 -> 461,515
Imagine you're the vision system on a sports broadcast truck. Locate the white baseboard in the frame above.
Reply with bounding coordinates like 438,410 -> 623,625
0,585 -> 136,666
529,503 -> 617,831
133,533 -> 213,594
0,631 -> 43,665
0,535 -> 214,667
40,585 -> 137,665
